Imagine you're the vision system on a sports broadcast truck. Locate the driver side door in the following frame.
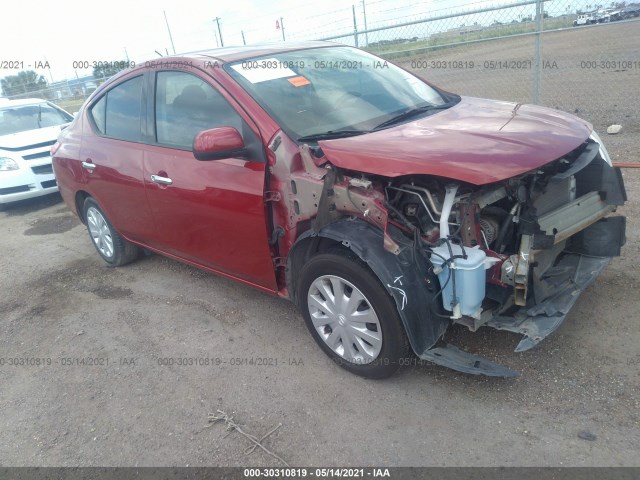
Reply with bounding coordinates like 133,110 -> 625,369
142,70 -> 276,290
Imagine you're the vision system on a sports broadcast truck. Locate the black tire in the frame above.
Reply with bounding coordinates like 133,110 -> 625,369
82,197 -> 139,267
297,251 -> 410,379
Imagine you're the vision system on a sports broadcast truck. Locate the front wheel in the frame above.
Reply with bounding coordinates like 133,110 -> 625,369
297,251 -> 410,379
83,197 -> 139,267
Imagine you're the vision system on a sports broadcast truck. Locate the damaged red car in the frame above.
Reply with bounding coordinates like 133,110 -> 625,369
52,42 -> 627,378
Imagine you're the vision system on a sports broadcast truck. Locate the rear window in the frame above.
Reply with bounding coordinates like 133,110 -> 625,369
90,76 -> 143,142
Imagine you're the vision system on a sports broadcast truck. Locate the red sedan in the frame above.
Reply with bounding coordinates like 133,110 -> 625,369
53,42 -> 626,378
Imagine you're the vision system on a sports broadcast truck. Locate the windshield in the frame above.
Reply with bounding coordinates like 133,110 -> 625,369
226,46 -> 456,141
0,103 -> 72,136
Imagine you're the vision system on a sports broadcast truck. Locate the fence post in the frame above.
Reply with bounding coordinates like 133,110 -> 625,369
362,0 -> 369,47
352,5 -> 359,47
532,0 -> 543,104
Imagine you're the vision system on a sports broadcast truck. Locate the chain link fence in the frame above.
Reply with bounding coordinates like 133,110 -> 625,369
314,0 -> 639,159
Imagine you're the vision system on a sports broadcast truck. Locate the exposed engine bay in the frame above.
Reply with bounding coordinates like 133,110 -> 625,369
272,133 -> 626,376
383,142 -> 626,329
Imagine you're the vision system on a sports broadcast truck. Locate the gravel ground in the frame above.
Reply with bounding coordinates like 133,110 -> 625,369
1,22 -> 639,468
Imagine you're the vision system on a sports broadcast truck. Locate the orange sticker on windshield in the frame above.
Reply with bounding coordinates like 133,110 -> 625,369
288,76 -> 311,87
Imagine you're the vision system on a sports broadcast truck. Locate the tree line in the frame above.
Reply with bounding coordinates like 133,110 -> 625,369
1,61 -> 130,99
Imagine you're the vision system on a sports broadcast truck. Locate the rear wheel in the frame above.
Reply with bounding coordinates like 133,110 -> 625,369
83,197 -> 139,267
297,251 -> 410,379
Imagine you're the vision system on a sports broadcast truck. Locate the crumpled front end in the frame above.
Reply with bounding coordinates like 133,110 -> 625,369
487,254 -> 614,352
382,133 -> 626,375
279,127 -> 626,377
481,135 -> 626,352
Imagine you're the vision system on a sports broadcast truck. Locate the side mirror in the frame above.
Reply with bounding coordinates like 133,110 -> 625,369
193,127 -> 247,161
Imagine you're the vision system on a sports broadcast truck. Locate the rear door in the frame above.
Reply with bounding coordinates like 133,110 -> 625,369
142,69 -> 276,290
80,73 -> 156,242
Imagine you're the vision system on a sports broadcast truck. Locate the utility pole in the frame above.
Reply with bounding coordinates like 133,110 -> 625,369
164,11 -> 176,54
44,56 -> 54,83
280,17 -> 286,41
241,30 -> 246,45
362,0 -> 369,47
214,17 -> 224,47
352,5 -> 359,47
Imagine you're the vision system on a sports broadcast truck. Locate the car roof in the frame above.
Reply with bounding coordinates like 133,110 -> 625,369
0,97 -> 49,108
179,40 -> 339,63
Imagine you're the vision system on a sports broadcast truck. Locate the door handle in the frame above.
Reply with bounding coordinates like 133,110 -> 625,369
81,159 -> 95,171
150,174 -> 173,186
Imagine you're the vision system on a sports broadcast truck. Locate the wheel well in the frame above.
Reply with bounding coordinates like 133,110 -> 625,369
75,191 -> 90,224
286,236 -> 349,303
287,219 -> 450,356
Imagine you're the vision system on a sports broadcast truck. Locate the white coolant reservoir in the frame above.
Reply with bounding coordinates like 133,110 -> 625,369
430,244 -> 497,319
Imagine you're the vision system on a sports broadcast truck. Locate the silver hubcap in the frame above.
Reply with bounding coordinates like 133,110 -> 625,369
307,275 -> 382,364
87,206 -> 114,259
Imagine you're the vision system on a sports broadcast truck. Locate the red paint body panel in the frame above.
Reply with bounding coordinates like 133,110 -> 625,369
142,145 -> 277,289
53,44 -> 598,298
193,127 -> 244,153
79,136 -> 156,242
53,120 -> 84,216
318,97 -> 592,185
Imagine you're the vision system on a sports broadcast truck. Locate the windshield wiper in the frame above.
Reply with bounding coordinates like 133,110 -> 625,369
297,129 -> 370,143
373,103 -> 452,130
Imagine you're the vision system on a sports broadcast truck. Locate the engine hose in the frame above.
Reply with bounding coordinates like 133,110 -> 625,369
444,239 -> 457,314
495,203 -> 519,253
383,200 -> 417,232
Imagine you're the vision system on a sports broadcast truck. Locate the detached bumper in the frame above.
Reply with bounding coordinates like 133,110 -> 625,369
419,251 -> 619,378
419,148 -> 626,377
486,253 -> 612,352
419,252 -> 618,377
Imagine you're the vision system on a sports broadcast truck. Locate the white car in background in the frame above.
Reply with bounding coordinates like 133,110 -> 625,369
573,13 -> 597,25
0,98 -> 73,208
598,8 -> 623,22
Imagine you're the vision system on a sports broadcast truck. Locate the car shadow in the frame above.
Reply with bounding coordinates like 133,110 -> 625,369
1,192 -> 63,216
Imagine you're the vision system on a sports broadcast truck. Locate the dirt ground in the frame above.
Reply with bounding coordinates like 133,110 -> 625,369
1,22 -> 639,468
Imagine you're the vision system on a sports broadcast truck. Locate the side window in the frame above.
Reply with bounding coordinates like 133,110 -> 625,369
90,96 -> 106,134
89,76 -> 143,142
155,71 -> 242,149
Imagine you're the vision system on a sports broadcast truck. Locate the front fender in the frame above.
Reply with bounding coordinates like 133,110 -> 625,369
287,219 -> 448,356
